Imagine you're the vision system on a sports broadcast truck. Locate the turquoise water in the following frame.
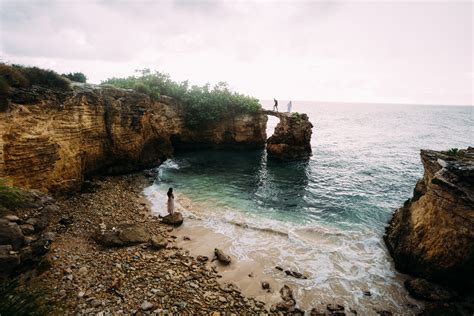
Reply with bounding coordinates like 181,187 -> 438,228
145,102 -> 473,312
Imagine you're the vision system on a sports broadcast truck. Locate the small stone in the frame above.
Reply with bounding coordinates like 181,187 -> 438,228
214,248 -> 231,265
78,266 -> 88,275
261,281 -> 270,290
218,296 -> 227,303
183,236 -> 191,240
4,215 -> 20,222
141,300 -> 154,311
363,290 -> 371,296
275,266 -> 284,271
78,291 -> 85,298
197,255 -> 209,262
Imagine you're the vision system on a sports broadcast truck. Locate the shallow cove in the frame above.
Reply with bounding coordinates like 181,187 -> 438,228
144,103 -> 473,314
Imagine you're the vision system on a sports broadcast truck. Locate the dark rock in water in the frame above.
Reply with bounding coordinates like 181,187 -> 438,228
405,278 -> 457,301
197,255 -> 209,262
273,285 -> 298,312
376,311 -> 392,316
363,290 -> 371,296
183,236 -> 191,240
94,223 -> 149,247
161,212 -> 183,226
214,248 -> 231,265
275,265 -> 284,271
261,281 -> 270,290
285,269 -> 307,279
149,235 -> 167,250
264,111 -> 313,161
0,219 -> 26,250
384,148 -> 474,290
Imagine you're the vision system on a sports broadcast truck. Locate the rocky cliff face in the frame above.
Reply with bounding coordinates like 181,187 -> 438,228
265,111 -> 313,161
384,148 -> 474,290
0,85 -> 267,194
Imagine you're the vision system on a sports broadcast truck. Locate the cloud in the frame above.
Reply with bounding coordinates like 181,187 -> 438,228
0,0 -> 472,105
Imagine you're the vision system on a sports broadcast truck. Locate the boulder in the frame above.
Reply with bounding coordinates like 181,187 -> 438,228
20,224 -> 35,235
0,219 -> 25,250
161,212 -> 183,226
264,111 -> 313,161
149,235 -> 168,250
214,248 -> 231,265
384,148 -> 474,290
94,224 -> 149,247
273,285 -> 296,312
4,215 -> 20,222
405,278 -> 457,301
261,281 -> 270,290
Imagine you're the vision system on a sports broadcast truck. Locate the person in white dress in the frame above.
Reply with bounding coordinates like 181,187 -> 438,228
287,100 -> 292,113
167,187 -> 174,214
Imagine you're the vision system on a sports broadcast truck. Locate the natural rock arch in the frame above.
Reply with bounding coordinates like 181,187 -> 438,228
262,110 -> 313,161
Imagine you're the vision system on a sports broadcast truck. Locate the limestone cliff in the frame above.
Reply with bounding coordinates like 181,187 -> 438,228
384,148 -> 474,290
0,84 -> 267,194
265,111 -> 313,161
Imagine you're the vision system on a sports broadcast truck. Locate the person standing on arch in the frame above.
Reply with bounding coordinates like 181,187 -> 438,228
273,98 -> 279,112
287,100 -> 292,113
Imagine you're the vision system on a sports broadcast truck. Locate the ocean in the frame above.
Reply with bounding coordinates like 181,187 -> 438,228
144,101 -> 473,314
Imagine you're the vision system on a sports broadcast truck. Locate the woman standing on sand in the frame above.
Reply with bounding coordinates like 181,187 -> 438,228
167,187 -> 174,214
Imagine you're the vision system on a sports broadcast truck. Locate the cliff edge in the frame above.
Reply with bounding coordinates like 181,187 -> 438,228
384,148 -> 474,290
0,84 -> 267,194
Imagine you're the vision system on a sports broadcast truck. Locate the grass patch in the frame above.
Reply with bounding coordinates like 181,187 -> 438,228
0,178 -> 26,216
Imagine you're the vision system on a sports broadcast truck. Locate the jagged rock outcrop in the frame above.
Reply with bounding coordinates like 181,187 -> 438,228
384,148 -> 474,290
264,111 -> 313,161
0,85 -> 267,193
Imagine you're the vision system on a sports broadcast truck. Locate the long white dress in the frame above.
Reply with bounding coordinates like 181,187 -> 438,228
167,194 -> 174,214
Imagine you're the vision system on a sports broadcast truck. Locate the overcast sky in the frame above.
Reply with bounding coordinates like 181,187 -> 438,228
0,0 -> 472,105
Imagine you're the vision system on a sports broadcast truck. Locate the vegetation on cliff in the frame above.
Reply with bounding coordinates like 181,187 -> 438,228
0,178 -> 25,216
102,69 -> 261,128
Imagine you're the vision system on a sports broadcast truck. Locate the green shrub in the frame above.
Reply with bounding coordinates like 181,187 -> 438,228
102,70 -> 262,128
62,72 -> 87,83
446,148 -> 464,158
0,63 -> 70,91
0,178 -> 24,215
0,64 -> 29,88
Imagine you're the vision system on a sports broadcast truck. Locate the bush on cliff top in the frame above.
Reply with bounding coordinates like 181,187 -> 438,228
0,63 -> 70,91
62,72 -> 87,83
102,69 -> 261,128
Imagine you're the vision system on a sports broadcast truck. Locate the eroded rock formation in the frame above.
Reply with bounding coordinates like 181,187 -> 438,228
384,148 -> 474,290
0,85 -> 267,193
264,111 -> 313,161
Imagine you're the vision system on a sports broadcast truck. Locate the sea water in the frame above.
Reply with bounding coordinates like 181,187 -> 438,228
144,102 -> 473,314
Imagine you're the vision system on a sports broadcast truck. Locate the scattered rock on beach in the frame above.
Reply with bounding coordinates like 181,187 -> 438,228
273,285 -> 297,312
197,255 -> 209,262
327,303 -> 345,313
93,223 -> 149,247
285,269 -> 307,279
214,248 -> 231,265
140,300 -> 154,311
149,235 -> 168,250
161,212 -> 183,226
261,281 -> 270,291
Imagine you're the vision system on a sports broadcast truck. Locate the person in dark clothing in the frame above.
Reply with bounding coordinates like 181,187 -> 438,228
273,98 -> 279,112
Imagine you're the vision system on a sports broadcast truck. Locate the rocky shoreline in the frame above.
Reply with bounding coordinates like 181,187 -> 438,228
6,172 -> 271,315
